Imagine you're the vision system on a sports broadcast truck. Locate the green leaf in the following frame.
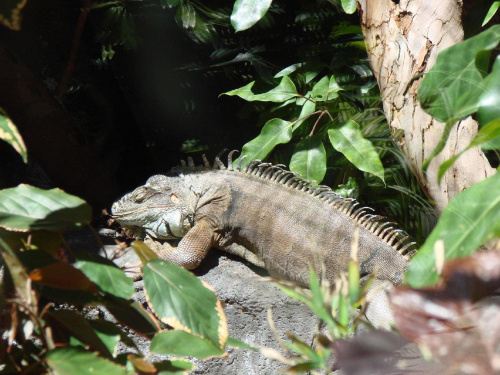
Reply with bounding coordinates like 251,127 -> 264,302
45,346 -> 127,375
341,0 -> 357,14
477,56 -> 500,126
0,109 -> 27,163
143,259 -> 227,350
437,118 -> 500,181
0,185 -> 91,231
406,173 -> 500,288
180,1 -> 196,29
274,63 -> 304,78
154,359 -> 195,374
230,0 -> 272,32
311,77 -> 329,101
222,77 -> 298,102
327,120 -> 384,182
293,98 -> 316,131
104,299 -> 159,339
418,25 -> 500,123
160,0 -> 181,9
45,310 -> 112,357
289,136 -> 326,182
151,330 -> 225,359
131,239 -> 158,264
226,336 -> 258,351
0,0 -> 26,30
483,1 -> 500,26
238,118 -> 293,166
74,254 -> 134,300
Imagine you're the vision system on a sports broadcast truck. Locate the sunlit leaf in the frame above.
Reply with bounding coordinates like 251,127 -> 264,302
418,25 -> 500,123
327,120 -> 384,182
143,259 -> 227,349
0,185 -> 91,231
222,76 -> 298,102
151,330 -> 225,359
483,1 -> 500,26
74,254 -> 134,299
477,56 -> 500,126
341,0 -> 357,14
45,346 -> 127,375
226,337 -> 258,351
230,0 -> 272,32
0,108 -> 27,163
289,136 -> 326,182
406,173 -> 500,288
238,118 -> 293,166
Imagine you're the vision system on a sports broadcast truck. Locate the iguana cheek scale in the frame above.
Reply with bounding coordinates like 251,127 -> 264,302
111,151 -> 416,328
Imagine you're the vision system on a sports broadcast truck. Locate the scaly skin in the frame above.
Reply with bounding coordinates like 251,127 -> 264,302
111,152 -> 415,328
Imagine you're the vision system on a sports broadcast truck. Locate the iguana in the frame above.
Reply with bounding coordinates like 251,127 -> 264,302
111,151 -> 416,328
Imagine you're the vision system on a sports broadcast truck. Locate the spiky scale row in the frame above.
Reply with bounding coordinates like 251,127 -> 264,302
178,150 -> 417,257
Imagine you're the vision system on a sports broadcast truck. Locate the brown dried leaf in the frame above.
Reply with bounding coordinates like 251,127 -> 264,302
29,262 -> 99,293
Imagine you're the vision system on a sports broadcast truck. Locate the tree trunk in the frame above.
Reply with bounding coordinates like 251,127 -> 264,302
358,0 -> 495,213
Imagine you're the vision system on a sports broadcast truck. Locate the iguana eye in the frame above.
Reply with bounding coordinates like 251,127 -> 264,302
131,187 -> 148,203
170,193 -> 179,203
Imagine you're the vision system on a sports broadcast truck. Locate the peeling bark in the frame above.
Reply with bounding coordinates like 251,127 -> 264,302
358,0 -> 495,212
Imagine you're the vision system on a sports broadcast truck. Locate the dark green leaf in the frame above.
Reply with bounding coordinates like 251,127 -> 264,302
0,108 -> 27,163
74,255 -> 134,300
151,330 -> 225,359
327,120 -> 384,182
143,259 -> 227,349
45,310 -> 112,357
289,136 -> 326,182
155,359 -> 195,374
418,25 -> 500,123
160,0 -> 181,9
238,118 -> 293,166
230,0 -> 273,32
406,172 -> 500,288
180,2 -> 196,29
45,346 -> 127,375
104,298 -> 159,339
0,185 -> 91,231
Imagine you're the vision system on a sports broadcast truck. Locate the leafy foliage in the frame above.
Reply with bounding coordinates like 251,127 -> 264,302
0,185 -> 244,373
406,172 -> 500,287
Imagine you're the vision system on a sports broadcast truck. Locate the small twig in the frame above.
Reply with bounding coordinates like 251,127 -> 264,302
56,0 -> 92,98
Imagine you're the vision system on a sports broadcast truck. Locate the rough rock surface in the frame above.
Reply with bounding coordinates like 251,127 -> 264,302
65,228 -> 320,374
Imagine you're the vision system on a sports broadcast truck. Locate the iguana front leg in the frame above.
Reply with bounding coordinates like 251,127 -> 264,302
146,220 -> 216,269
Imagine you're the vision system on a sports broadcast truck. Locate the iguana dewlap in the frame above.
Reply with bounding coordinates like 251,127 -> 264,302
111,151 -> 415,328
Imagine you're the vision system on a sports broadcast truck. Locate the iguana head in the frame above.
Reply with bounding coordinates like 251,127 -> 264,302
111,175 -> 193,240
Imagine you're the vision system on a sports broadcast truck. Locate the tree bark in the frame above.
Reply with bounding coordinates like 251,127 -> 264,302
358,0 -> 495,213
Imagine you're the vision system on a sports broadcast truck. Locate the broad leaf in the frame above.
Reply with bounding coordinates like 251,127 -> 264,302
406,172 -> 500,288
143,259 -> 227,349
131,239 -> 158,264
437,118 -> 500,180
418,25 -> 500,123
0,109 -> 27,163
151,330 -> 225,359
230,0 -> 272,32
0,185 -> 91,231
238,118 -> 293,166
293,98 -> 316,130
29,262 -> 99,293
45,310 -> 112,357
477,56 -> 500,126
154,359 -> 195,374
289,136 -> 326,182
45,346 -> 127,375
327,120 -> 384,182
104,299 -> 159,339
341,0 -> 357,14
222,76 -> 298,102
74,254 -> 134,299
